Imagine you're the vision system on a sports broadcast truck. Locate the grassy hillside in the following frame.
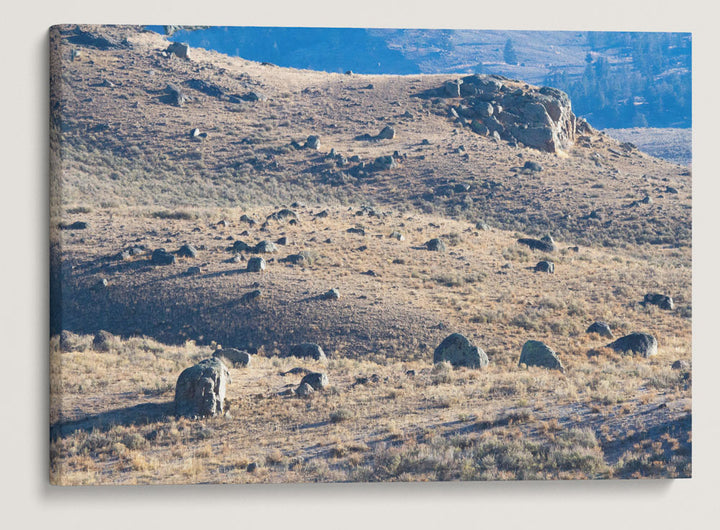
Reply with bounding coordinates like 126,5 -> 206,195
49,25 -> 691,485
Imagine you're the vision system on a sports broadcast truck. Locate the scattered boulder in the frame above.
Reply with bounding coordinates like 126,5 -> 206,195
151,248 -> 176,265
166,42 -> 190,59
523,161 -> 543,172
246,257 -> 266,272
281,250 -> 320,266
433,333 -> 489,369
164,83 -> 188,107
586,321 -> 613,339
389,231 -> 405,241
241,289 -> 262,303
606,332 -> 658,358
59,330 -> 79,352
254,241 -> 278,253
672,360 -> 690,371
425,238 -> 446,252
519,340 -> 565,372
305,135 -> 320,149
185,266 -> 201,276
266,209 -> 297,223
534,260 -> 554,273
299,372 -> 329,391
372,155 -> 396,171
92,330 -> 116,352
240,214 -> 257,225
323,288 -> 340,300
475,221 -> 489,230
289,343 -> 327,361
377,126 -> 395,140
174,358 -> 231,418
296,382 -> 315,397
643,293 -> 674,310
347,226 -> 366,235
177,244 -> 198,258
231,240 -> 252,252
213,348 -> 252,367
517,235 -> 556,252
59,221 -> 88,230
276,236 -> 289,245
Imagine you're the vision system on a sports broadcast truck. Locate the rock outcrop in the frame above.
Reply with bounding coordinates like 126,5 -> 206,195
431,74 -> 585,153
174,358 -> 231,418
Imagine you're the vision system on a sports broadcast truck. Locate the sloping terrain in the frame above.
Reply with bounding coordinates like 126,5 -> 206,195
49,25 -> 691,485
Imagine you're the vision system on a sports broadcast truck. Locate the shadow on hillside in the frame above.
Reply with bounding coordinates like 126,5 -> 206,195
50,401 -> 174,441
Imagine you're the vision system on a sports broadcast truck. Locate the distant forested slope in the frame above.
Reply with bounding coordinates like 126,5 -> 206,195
152,27 -> 690,129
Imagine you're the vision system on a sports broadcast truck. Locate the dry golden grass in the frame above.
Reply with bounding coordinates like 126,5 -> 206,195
49,25 -> 691,485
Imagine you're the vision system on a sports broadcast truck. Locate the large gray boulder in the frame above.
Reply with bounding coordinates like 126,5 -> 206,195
433,333 -> 489,369
289,343 -> 327,361
519,340 -> 565,372
254,241 -> 278,253
586,321 -> 613,339
166,42 -> 190,59
607,333 -> 658,358
377,126 -> 396,139
213,348 -> 252,367
174,358 -> 231,418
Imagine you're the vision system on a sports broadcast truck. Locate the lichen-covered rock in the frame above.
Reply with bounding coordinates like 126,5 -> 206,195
586,321 -> 613,339
254,241 -> 277,253
607,333 -> 658,358
433,333 -> 489,369
289,343 -> 327,361
300,372 -> 329,391
174,358 -> 231,418
213,348 -> 252,367
519,340 -> 565,372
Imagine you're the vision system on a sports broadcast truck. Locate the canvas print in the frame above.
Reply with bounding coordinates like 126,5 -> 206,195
49,25 -> 691,485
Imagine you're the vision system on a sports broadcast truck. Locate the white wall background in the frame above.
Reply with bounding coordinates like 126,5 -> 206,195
1,2 -> 716,528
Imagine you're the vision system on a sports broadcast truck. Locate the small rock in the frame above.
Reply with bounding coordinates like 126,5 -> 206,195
643,293 -> 674,310
185,266 -> 201,276
425,238 -> 446,252
296,382 -> 315,397
323,288 -> 340,300
300,372 -> 329,390
289,343 -> 326,360
389,231 -> 405,241
177,244 -> 197,258
246,257 -> 266,272
276,236 -> 289,245
534,261 -> 554,273
166,42 -> 190,59
213,348 -> 252,367
92,330 -> 116,352
586,321 -> 613,339
377,126 -> 395,140
254,241 -> 278,253
671,360 -> 690,370
523,161 -> 543,172
151,248 -> 176,265
246,462 -> 258,472
305,135 -> 320,149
